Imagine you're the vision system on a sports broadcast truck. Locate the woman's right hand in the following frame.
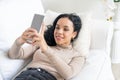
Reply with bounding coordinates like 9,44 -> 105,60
17,28 -> 35,45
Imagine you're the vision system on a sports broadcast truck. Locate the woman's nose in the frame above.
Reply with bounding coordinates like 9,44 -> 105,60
57,29 -> 63,34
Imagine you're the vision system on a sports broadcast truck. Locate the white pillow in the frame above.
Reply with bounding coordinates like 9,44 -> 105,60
44,10 -> 91,57
0,0 -> 44,52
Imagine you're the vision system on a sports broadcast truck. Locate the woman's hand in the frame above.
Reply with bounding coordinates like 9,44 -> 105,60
17,28 -> 34,45
31,24 -> 48,52
17,24 -> 48,52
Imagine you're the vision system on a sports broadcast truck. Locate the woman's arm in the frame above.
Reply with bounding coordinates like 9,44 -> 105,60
8,38 -> 37,59
44,46 -> 85,80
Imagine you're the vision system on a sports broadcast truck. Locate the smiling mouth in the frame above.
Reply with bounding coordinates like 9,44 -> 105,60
56,36 -> 63,41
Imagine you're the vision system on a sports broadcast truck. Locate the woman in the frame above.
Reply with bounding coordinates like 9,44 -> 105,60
8,13 -> 85,80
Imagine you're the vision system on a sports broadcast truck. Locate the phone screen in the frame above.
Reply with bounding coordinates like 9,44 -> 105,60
31,14 -> 44,32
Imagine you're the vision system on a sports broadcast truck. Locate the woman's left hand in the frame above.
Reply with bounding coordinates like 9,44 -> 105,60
31,24 -> 48,52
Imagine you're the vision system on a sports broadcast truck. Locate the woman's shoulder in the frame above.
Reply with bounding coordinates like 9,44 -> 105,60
73,48 -> 86,57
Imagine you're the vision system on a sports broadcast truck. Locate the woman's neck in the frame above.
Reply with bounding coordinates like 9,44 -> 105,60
57,44 -> 72,49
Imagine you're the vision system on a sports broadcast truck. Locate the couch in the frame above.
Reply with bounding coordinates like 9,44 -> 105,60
0,0 -> 115,80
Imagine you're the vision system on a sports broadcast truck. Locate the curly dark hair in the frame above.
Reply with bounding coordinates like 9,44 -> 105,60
44,13 -> 82,46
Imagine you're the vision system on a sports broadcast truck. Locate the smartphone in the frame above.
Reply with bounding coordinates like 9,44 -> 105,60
27,14 -> 44,43
31,14 -> 44,32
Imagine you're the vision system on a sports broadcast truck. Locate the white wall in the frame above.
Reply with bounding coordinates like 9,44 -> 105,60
41,0 -> 107,20
41,0 -> 100,13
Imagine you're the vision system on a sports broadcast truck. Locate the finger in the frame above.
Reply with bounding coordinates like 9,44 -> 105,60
23,28 -> 36,36
22,32 -> 34,41
22,34 -> 30,41
32,37 -> 41,46
32,35 -> 41,43
26,39 -> 33,44
24,29 -> 38,39
23,32 -> 32,38
28,28 -> 38,33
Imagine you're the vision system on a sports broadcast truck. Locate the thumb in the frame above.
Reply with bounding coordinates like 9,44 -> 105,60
39,23 -> 46,35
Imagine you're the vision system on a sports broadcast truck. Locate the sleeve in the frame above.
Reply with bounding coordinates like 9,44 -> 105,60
43,46 -> 85,79
8,38 -> 38,59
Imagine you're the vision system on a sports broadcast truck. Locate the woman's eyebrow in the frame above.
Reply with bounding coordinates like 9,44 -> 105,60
56,24 -> 69,28
64,25 -> 70,28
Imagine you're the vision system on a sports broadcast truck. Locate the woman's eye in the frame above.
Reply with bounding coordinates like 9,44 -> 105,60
64,28 -> 69,31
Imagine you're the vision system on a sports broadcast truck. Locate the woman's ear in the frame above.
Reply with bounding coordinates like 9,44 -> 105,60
72,31 -> 77,39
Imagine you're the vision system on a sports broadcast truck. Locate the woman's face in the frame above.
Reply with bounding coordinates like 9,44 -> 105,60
54,17 -> 77,47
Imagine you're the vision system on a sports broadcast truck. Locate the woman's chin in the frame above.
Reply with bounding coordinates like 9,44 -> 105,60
56,42 -> 62,46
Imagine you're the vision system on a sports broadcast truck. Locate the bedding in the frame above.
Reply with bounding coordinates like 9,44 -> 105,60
0,1 -> 115,79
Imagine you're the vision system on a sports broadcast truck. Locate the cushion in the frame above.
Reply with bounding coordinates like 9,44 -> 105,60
44,10 -> 91,57
0,0 -> 44,80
